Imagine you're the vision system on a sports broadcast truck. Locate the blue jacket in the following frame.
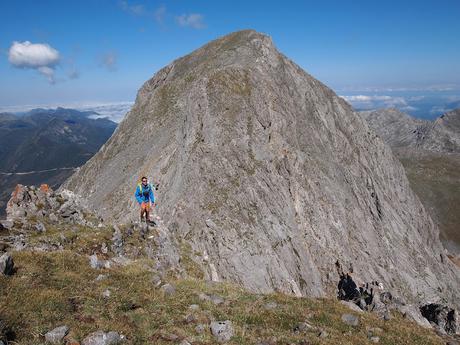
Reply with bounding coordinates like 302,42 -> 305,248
135,183 -> 155,204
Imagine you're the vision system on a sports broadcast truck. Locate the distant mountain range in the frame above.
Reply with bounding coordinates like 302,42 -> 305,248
359,108 -> 460,254
0,107 -> 117,215
0,101 -> 133,123
361,108 -> 460,152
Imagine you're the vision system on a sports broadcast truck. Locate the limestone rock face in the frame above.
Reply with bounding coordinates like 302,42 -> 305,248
360,108 -> 460,153
63,30 -> 460,306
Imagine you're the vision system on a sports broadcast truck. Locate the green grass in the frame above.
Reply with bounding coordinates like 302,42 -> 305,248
396,149 -> 460,252
0,250 -> 445,345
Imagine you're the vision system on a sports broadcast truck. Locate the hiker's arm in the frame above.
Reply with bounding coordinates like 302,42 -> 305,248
135,187 -> 142,204
149,187 -> 155,204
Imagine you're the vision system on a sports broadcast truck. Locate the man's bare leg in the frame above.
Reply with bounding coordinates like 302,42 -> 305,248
140,208 -> 145,222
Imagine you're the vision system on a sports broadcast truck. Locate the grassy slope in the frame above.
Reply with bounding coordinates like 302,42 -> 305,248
0,224 -> 446,345
396,149 -> 460,254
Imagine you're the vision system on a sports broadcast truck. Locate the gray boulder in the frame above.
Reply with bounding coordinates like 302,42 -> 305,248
209,294 -> 225,305
35,222 -> 46,233
0,220 -> 13,230
96,274 -> 107,281
420,303 -> 457,334
111,225 -> 124,256
195,324 -> 205,334
293,321 -> 315,333
0,253 -> 14,275
89,254 -> 110,269
396,305 -> 432,329
210,320 -> 234,343
263,302 -> 278,310
340,300 -> 364,313
44,325 -> 69,344
160,283 -> 176,296
318,330 -> 328,338
341,313 -> 360,327
81,331 -> 123,345
189,304 -> 200,311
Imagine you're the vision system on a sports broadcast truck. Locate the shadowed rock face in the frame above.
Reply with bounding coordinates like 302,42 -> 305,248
63,30 -> 460,306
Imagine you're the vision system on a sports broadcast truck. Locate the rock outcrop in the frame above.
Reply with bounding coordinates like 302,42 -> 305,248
360,108 -> 460,153
63,30 -> 460,307
6,184 -> 97,227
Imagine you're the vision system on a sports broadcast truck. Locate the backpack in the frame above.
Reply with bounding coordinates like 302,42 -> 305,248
137,183 -> 151,197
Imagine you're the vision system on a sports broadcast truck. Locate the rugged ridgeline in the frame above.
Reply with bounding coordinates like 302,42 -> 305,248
359,108 -> 460,255
360,108 -> 460,152
64,30 -> 460,308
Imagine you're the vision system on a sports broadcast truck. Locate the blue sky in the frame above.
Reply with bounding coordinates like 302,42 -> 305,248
1,0 -> 459,117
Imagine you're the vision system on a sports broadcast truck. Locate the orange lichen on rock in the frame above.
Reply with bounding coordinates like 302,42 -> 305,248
40,184 -> 50,193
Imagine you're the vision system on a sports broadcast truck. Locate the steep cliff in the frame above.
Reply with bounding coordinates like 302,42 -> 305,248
359,108 -> 460,254
64,30 -> 460,306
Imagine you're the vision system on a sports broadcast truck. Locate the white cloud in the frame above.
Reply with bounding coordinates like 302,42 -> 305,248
8,41 -> 60,83
68,69 -> 80,79
154,5 -> 166,24
400,105 -> 418,112
340,95 -> 407,110
341,95 -> 392,102
408,95 -> 425,101
99,52 -> 117,72
8,41 -> 59,68
83,102 -> 134,122
175,13 -> 205,29
338,84 -> 460,93
430,105 -> 451,114
119,0 -> 146,16
120,1 -> 166,26
37,66 -> 56,84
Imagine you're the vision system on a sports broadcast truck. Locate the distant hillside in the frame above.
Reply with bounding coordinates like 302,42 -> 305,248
360,108 -> 460,153
359,108 -> 460,254
0,107 -> 117,215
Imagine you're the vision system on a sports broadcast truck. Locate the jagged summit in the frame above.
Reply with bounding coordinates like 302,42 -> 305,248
64,30 -> 460,307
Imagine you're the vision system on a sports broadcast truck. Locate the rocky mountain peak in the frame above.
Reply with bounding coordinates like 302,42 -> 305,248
63,30 -> 460,308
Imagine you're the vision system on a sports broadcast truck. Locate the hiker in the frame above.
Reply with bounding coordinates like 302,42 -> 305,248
135,177 -> 155,225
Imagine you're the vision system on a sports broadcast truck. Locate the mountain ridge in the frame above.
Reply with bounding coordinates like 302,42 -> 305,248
63,30 -> 460,307
360,108 -> 460,152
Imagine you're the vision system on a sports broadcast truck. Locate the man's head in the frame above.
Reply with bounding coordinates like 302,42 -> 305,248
141,177 -> 148,185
